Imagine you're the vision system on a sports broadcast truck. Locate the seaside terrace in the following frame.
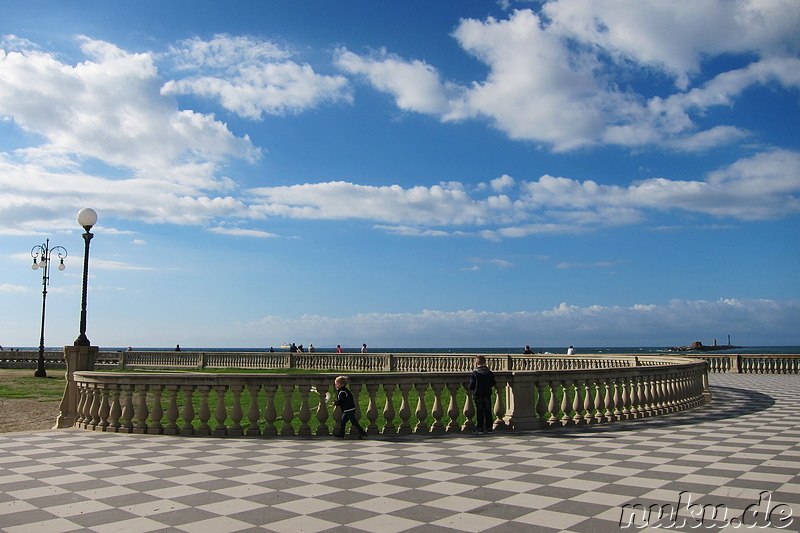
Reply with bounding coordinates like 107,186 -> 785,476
1,349 -> 798,531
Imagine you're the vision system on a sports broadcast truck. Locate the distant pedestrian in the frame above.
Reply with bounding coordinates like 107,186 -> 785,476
361,343 -> 367,353
269,347 -> 274,352
337,345 -> 343,353
468,355 -> 496,435
175,344 -> 181,352
523,345 -> 533,354
309,344 -> 315,352
331,376 -> 367,439
567,346 -> 574,356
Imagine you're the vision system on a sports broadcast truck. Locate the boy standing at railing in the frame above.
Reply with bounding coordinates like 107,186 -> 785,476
331,376 -> 367,439
469,355 -> 497,435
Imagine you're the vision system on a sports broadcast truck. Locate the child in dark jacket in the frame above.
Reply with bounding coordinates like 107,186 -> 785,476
468,355 -> 496,434
331,376 -> 367,439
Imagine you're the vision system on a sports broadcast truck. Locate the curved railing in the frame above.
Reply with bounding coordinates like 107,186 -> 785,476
4,350 -> 798,374
62,355 -> 709,438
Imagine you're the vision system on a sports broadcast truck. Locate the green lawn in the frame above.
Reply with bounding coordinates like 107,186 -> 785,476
0,370 -> 65,401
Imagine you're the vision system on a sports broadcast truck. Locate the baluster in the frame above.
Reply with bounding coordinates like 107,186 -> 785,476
547,381 -> 559,426
560,380 -> 572,426
149,385 -> 164,434
604,379 -> 614,422
246,384 -> 262,437
536,381 -> 548,425
134,385 -> 149,434
397,383 -> 413,435
445,383 -> 460,433
594,380 -> 606,423
583,380 -> 595,424
621,377 -> 632,419
414,384 -> 428,434
89,384 -> 101,429
280,384 -> 295,436
98,386 -> 110,431
612,378 -> 623,421
643,376 -> 654,417
315,381 -> 330,436
365,384 -> 380,434
629,376 -> 640,418
164,385 -> 180,435
180,385 -> 195,436
297,385 -> 311,437
229,385 -> 243,436
196,386 -> 211,436
74,383 -> 87,427
572,380 -> 584,425
462,386 -> 475,433
492,379 -> 507,431
213,385 -> 228,436
109,385 -> 122,432
121,384 -> 135,433
652,376 -> 664,414
263,385 -> 277,437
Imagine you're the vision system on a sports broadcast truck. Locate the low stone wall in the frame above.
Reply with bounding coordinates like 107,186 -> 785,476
65,355 -> 709,438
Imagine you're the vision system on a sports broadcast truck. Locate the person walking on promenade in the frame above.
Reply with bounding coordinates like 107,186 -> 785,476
337,345 -> 343,353
361,343 -> 367,353
523,345 -> 533,354
469,355 -> 497,435
331,376 -> 367,439
567,346 -> 574,355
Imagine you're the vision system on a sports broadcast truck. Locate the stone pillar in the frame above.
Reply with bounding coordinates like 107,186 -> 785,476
55,345 -> 99,428
504,374 -> 543,430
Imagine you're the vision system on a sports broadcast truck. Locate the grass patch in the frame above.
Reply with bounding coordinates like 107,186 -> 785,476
0,370 -> 65,401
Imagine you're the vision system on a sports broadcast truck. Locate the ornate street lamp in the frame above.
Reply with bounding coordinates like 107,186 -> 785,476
74,208 -> 97,347
30,239 -> 67,377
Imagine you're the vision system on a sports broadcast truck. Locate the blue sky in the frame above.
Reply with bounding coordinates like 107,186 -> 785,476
1,0 -> 799,349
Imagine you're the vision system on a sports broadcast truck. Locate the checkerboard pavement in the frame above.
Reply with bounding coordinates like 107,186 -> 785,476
1,374 -> 798,532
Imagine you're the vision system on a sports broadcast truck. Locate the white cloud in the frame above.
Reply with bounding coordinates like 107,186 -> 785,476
0,38 -> 258,185
0,283 -> 28,293
164,35 -> 352,119
340,2 -> 800,151
335,47 -> 466,118
542,0 -> 800,88
0,36 -> 259,234
244,150 -> 800,237
241,298 -> 800,347
209,226 -> 278,238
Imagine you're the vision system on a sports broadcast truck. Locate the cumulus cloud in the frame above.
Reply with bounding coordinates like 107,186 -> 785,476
244,150 -> 800,237
241,298 -> 800,347
340,1 -> 800,151
0,36 -> 258,234
335,47 -> 468,119
163,35 -> 352,119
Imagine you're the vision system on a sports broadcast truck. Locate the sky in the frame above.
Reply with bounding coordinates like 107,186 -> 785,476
1,0 -> 799,350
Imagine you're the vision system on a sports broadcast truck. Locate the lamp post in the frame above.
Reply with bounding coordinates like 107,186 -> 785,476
30,239 -> 67,377
74,208 -> 97,347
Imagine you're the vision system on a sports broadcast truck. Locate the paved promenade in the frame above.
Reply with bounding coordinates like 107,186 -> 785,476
1,374 -> 798,532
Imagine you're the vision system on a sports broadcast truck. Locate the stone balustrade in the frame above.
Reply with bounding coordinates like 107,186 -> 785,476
63,355 -> 709,438
4,350 -> 798,374
688,354 -> 800,374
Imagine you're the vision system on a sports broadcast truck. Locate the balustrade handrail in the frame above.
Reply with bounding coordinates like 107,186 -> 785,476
62,356 -> 711,439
